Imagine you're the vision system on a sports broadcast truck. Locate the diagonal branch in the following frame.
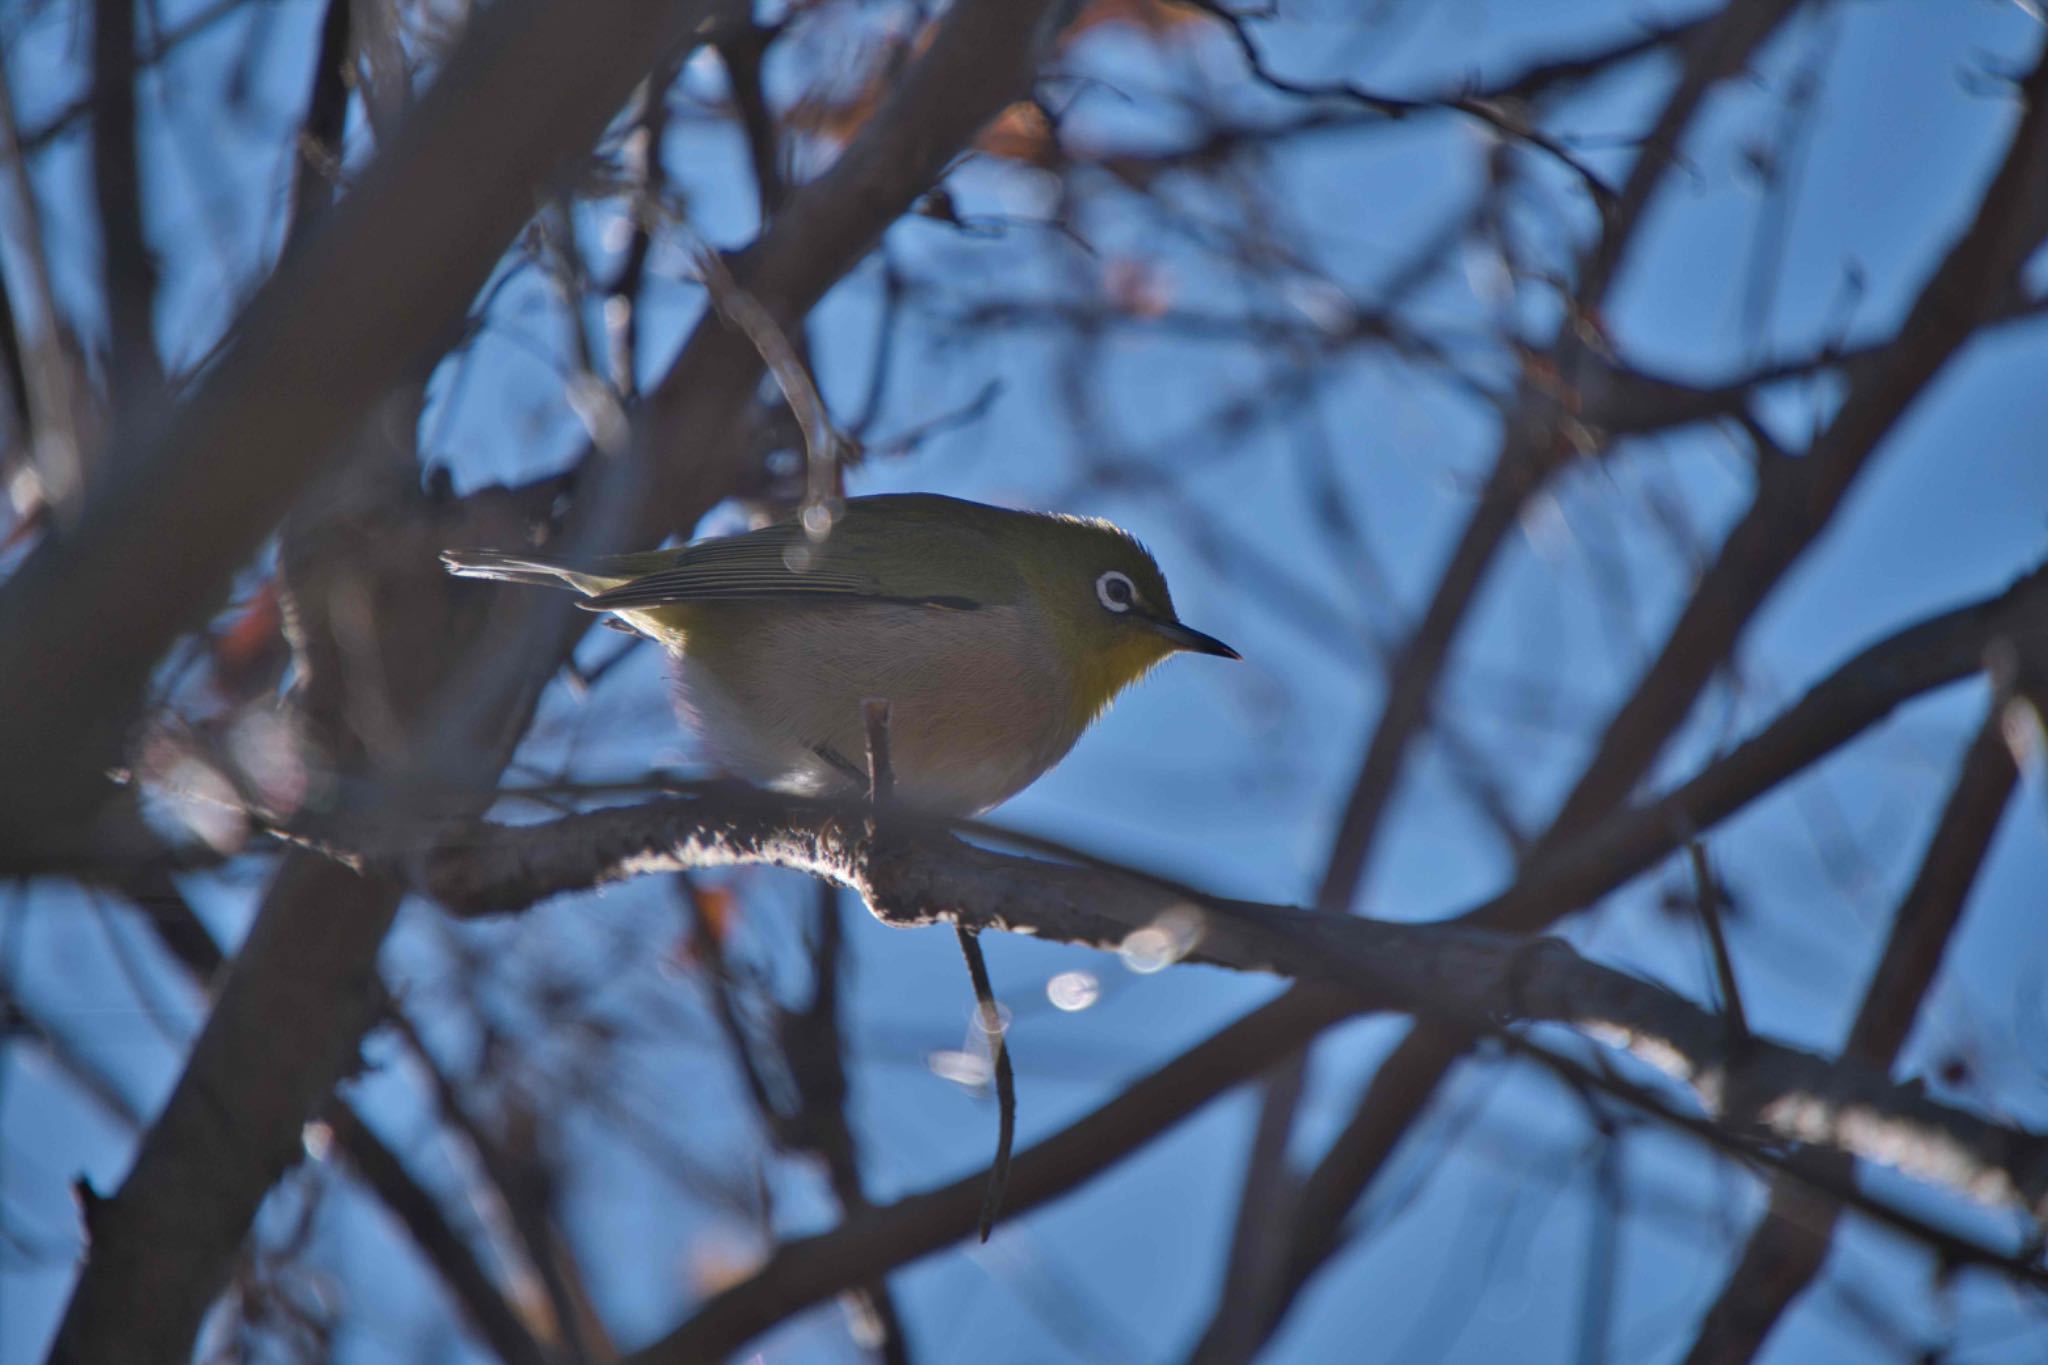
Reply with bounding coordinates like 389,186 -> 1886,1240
1237,39 -> 2048,1352
624,974 -> 2047,1365
1682,698 -> 2021,1364
624,987 -> 1361,1365
1578,0 -> 1805,314
325,1108 -> 559,1365
0,0 -> 721,866
1201,6 -> 1812,1348
1482,560 -> 2048,929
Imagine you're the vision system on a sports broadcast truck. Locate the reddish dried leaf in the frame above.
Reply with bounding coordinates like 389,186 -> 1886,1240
977,101 -> 1057,166
1067,0 -> 1208,42
1103,256 -> 1174,318
211,580 -> 286,695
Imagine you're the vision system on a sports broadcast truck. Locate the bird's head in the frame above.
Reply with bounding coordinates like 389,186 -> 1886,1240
1008,513 -> 1238,728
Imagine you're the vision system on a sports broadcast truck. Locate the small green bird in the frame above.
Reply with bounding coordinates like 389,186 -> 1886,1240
443,493 -> 1237,814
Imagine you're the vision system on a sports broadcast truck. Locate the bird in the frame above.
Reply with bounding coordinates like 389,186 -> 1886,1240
442,492 -> 1237,814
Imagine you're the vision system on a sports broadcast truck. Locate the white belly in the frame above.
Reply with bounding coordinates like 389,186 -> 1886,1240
673,601 -> 1083,814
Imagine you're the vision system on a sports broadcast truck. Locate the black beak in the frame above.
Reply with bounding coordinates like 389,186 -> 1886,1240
1147,616 -> 1241,659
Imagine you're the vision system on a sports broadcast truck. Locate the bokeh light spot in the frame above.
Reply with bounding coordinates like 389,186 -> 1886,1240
1046,970 -> 1100,1012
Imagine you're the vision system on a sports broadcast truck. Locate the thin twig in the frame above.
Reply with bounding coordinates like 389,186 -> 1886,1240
862,695 -> 1016,1241
957,924 -> 1015,1242
863,379 -> 1004,460
690,239 -> 843,522
1183,0 -> 1616,209
1686,840 -> 1749,1047
605,50 -> 685,396
862,698 -> 894,806
282,0 -> 353,249
92,0 -> 166,408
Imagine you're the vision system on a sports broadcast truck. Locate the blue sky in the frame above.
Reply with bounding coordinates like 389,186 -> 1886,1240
3,1 -> 2047,1361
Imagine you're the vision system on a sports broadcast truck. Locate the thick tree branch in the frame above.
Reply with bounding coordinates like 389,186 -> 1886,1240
0,0 -> 718,864
404,791 -> 2048,1223
101,869 -> 556,1365
54,854 -> 407,1364
396,791 -> 2048,1363
44,7 -> 1072,1362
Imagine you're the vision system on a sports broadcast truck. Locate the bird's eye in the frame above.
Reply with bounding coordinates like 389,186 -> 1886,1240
1096,570 -> 1136,613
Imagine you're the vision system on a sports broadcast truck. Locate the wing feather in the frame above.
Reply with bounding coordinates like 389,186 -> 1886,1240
579,498 -> 1019,612
582,523 -> 878,610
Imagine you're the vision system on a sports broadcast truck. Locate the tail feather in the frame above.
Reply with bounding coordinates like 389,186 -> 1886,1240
440,549 -> 585,592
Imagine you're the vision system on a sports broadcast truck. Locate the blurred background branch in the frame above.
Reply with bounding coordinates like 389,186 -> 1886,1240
4,2 -> 2047,1362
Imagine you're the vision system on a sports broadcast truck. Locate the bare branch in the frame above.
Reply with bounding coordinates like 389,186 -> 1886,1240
42,8 -> 1076,1361
1683,697 -> 2021,1364
955,923 -> 1014,1243
91,0 -> 166,410
98,869 -> 557,1365
1686,840 -> 1750,1046
691,238 -> 844,518
1577,0 -> 1805,314
282,0 -> 355,249
326,1109 -> 559,1365
0,0 -> 722,866
1203,8 -> 1814,1336
625,988 -> 1362,1365
1181,0 -> 1619,206
1236,42 -> 2048,1348
406,791 -> 2048,1222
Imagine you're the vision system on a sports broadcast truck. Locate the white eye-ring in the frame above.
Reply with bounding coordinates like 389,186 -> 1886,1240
1096,570 -> 1136,613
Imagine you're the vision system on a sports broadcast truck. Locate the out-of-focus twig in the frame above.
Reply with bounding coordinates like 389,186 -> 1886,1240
91,0 -> 166,415
1686,841 -> 1749,1047
690,239 -> 844,522
1683,696 -> 2023,1364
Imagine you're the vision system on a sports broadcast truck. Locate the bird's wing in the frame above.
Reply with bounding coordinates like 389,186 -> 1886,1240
579,514 -> 995,612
